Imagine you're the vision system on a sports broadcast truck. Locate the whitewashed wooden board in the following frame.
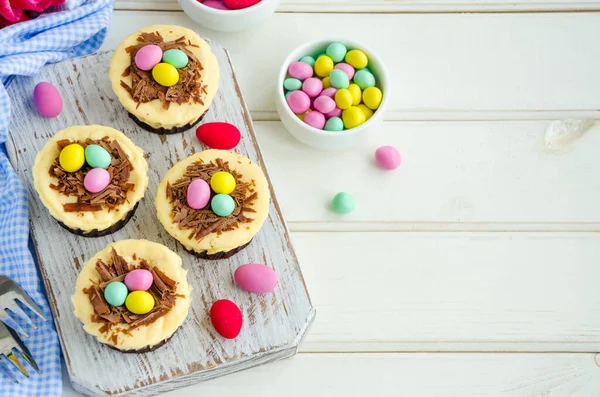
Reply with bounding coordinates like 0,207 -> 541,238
5,45 -> 314,396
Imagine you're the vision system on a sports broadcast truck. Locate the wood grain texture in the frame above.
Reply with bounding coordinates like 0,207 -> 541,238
5,48 -> 314,396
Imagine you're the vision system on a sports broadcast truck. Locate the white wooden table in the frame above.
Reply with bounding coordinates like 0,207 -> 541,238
64,1 -> 600,395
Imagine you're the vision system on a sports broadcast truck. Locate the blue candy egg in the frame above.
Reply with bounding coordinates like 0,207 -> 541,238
104,281 -> 128,307
211,194 -> 235,217
162,49 -> 189,69
84,144 -> 111,169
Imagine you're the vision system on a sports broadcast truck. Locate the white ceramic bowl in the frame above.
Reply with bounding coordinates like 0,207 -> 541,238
178,0 -> 279,33
276,39 -> 389,151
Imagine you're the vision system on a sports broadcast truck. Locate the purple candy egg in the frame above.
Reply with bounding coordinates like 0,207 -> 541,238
286,90 -> 311,114
124,269 -> 154,291
321,87 -> 337,98
234,264 -> 278,294
83,168 -> 110,193
288,62 -> 313,81
187,179 -> 211,209
33,82 -> 62,118
375,146 -> 402,170
313,96 -> 336,114
302,77 -> 323,98
334,63 -> 355,80
135,45 -> 163,71
304,110 -> 326,129
325,107 -> 342,118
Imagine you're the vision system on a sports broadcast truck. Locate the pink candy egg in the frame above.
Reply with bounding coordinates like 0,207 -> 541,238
187,179 -> 211,209
33,82 -> 62,118
287,90 -> 310,114
124,269 -> 154,291
234,264 -> 278,294
288,62 -> 313,81
313,96 -> 336,114
375,146 -> 401,170
83,168 -> 110,193
202,0 -> 230,9
135,45 -> 163,71
304,110 -> 325,129
321,87 -> 337,98
334,63 -> 355,80
302,77 -> 323,98
325,107 -> 342,118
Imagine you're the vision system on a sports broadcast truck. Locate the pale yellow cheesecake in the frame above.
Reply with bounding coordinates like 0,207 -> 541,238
72,240 -> 191,352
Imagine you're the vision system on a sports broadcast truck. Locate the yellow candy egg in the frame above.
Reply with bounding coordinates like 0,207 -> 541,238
152,63 -> 179,87
322,76 -> 331,89
357,104 -> 374,120
363,87 -> 383,110
334,89 -> 353,110
125,291 -> 155,315
314,55 -> 334,77
210,171 -> 236,194
345,49 -> 368,69
342,106 -> 367,129
297,110 -> 310,121
348,84 -> 362,106
59,144 -> 85,172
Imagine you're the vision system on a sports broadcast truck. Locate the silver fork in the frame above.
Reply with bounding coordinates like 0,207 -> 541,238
0,321 -> 39,382
0,276 -> 47,334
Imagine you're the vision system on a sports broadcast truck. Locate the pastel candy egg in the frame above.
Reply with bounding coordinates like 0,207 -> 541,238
334,88 -> 353,110
286,90 -> 310,114
299,55 -> 316,66
348,83 -> 362,106
33,82 -> 62,118
302,77 -> 323,98
376,146 -> 401,170
84,168 -> 111,193
162,49 -> 189,69
313,96 -> 336,114
304,111 -> 325,130
345,49 -> 368,69
210,171 -> 236,194
332,192 -> 355,213
322,76 -> 331,89
314,55 -> 334,77
324,117 -> 344,131
357,104 -> 374,120
196,122 -> 241,149
321,87 -> 337,98
103,282 -> 128,307
329,69 -> 350,89
288,62 -> 313,81
363,87 -> 383,109
152,63 -> 179,87
326,42 -> 347,63
211,194 -> 235,217
234,264 -> 278,294
84,144 -> 111,169
297,110 -> 310,121
210,299 -> 243,339
334,63 -> 355,80
283,78 -> 302,91
187,179 -> 211,209
135,45 -> 162,71
342,106 -> 366,129
325,107 -> 342,118
285,91 -> 292,99
59,144 -> 85,172
124,269 -> 154,291
125,290 -> 155,315
353,69 -> 376,90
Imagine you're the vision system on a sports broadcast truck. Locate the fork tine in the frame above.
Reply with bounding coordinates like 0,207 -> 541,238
0,356 -> 18,383
14,292 -> 46,322
7,301 -> 36,330
5,352 -> 28,378
3,323 -> 39,373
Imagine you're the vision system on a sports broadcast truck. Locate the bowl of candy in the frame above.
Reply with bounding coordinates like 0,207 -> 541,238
179,0 -> 280,32
276,39 -> 389,151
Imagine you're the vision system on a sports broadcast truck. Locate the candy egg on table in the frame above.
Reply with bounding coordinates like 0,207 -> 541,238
125,290 -> 155,315
84,144 -> 111,169
211,194 -> 235,217
302,77 -> 323,98
196,122 -> 241,150
162,48 -> 189,69
124,269 -> 154,291
314,55 -> 334,77
135,45 -> 163,71
210,299 -> 243,339
59,143 -> 85,172
84,168 -> 111,193
103,281 -> 128,307
152,62 -> 179,87
375,145 -> 401,170
234,264 -> 278,294
33,82 -> 62,118
187,179 -> 211,209
288,62 -> 313,81
210,171 -> 236,194
332,192 -> 355,213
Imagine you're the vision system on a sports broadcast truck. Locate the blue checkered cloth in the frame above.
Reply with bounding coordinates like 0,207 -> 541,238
0,0 -> 112,395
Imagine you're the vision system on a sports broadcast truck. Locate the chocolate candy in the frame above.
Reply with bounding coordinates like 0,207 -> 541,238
329,69 -> 349,89
125,290 -> 155,315
363,87 -> 383,109
124,269 -> 154,291
187,179 -> 211,209
324,117 -> 344,131
375,145 -> 401,170
210,171 -> 236,194
104,282 -> 128,307
196,122 -> 241,150
59,144 -> 85,172
84,144 -> 111,169
33,82 -> 62,118
152,62 -> 179,87
288,62 -> 313,81
210,299 -> 243,339
326,42 -> 347,63
135,45 -> 162,71
211,194 -> 235,217
163,49 -> 189,69
234,264 -> 278,294
83,168 -> 111,193
331,192 -> 355,213
342,106 -> 366,129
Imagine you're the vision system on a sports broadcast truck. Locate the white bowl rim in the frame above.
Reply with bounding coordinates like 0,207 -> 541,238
181,0 -> 276,15
277,38 -> 390,138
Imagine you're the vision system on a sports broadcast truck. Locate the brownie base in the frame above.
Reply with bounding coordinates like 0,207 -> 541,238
127,110 -> 207,135
56,202 -> 139,237
183,239 -> 252,260
106,327 -> 179,353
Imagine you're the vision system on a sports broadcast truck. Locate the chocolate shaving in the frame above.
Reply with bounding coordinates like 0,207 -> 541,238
166,158 -> 258,241
84,285 -> 110,315
96,260 -> 116,282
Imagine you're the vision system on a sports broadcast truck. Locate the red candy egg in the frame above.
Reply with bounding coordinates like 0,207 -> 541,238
210,299 -> 243,339
196,122 -> 241,150
224,0 -> 260,9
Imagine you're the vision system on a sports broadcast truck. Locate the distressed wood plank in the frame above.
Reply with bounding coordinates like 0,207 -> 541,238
6,48 -> 313,396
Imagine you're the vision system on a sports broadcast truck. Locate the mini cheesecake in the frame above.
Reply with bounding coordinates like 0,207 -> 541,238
72,240 -> 192,352
156,150 -> 270,259
32,125 -> 148,237
109,24 -> 220,134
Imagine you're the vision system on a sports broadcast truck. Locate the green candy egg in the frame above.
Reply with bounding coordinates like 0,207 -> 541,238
353,69 -> 376,90
163,49 -> 189,69
284,78 -> 302,91
331,192 -> 355,214
329,69 -> 349,89
104,281 -> 128,307
326,42 -> 347,63
324,117 -> 344,131
85,144 -> 111,169
211,194 -> 235,217
299,55 -> 316,66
